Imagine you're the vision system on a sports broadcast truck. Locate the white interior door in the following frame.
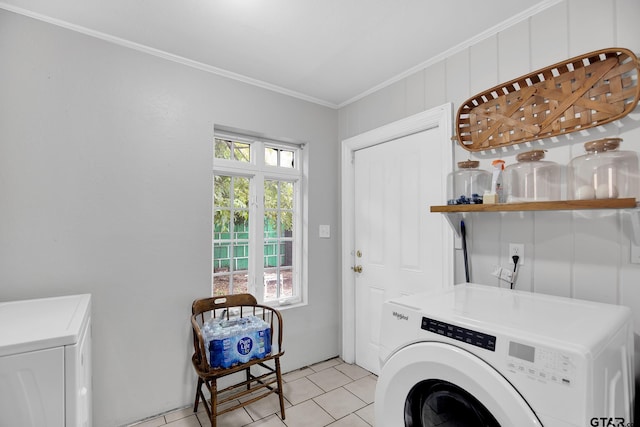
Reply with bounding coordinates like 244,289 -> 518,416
353,127 -> 450,374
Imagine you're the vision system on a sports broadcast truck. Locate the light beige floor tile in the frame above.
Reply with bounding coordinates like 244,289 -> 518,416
309,358 -> 341,373
197,406 -> 253,427
126,361 -> 377,427
282,377 -> 325,405
242,393 -> 290,421
128,416 -> 167,427
307,368 -> 352,392
282,400 -> 334,427
343,377 -> 376,404
327,414 -> 371,427
282,367 -> 313,383
245,414 -> 287,427
333,364 -> 371,381
354,404 -> 374,426
166,414 -> 202,427
313,387 -> 366,420
165,407 -> 197,423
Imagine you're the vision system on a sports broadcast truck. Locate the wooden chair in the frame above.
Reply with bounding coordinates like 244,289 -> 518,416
191,294 -> 285,426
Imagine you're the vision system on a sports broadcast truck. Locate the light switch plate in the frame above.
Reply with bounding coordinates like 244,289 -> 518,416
319,224 -> 331,239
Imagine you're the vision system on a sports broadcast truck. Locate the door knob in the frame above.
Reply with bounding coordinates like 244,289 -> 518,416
351,265 -> 363,273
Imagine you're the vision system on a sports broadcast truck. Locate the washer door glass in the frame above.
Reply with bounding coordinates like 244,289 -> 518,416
405,379 -> 500,427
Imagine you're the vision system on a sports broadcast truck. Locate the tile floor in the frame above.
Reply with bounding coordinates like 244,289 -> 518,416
128,357 -> 376,427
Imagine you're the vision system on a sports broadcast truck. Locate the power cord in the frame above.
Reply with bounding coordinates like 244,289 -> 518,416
510,255 -> 520,289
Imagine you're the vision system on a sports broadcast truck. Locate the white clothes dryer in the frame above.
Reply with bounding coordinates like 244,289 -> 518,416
375,283 -> 634,427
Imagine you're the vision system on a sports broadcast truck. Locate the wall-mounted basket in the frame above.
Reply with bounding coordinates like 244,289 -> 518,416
454,48 -> 640,152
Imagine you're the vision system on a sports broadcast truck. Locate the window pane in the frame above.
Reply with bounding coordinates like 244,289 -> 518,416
213,273 -> 231,296
280,150 -> 294,168
280,211 -> 293,237
264,180 -> 278,209
265,147 -> 278,166
215,138 -> 232,160
234,142 -> 251,162
263,268 -> 294,301
234,176 -> 249,209
213,211 -> 231,236
280,241 -> 292,267
231,272 -> 249,294
213,242 -> 229,271
264,268 -> 278,300
234,221 -> 249,239
280,181 -> 293,209
214,175 -> 231,207
215,138 -> 251,163
264,216 -> 277,239
279,269 -> 293,298
263,242 -> 278,267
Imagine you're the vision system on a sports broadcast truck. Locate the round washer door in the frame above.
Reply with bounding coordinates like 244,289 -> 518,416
374,342 -> 543,427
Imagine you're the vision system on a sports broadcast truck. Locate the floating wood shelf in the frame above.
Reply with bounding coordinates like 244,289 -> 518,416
430,198 -> 637,213
431,198 -> 640,244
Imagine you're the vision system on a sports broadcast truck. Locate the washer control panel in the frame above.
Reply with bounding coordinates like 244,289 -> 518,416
507,341 -> 576,386
421,317 -> 496,351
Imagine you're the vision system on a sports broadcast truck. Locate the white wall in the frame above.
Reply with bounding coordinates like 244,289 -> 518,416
339,0 -> 640,385
0,9 -> 340,427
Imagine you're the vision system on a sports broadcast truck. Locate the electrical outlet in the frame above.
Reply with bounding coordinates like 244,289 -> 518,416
509,243 -> 525,266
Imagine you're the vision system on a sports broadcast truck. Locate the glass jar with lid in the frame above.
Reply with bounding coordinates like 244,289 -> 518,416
567,138 -> 639,200
447,160 -> 491,205
504,150 -> 561,202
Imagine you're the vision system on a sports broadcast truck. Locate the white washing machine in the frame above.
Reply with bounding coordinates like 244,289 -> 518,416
375,283 -> 634,427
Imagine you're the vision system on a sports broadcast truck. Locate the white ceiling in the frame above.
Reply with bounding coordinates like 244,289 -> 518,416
0,0 -> 556,108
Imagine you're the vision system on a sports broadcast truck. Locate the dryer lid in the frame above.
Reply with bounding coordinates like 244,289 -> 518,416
0,294 -> 91,356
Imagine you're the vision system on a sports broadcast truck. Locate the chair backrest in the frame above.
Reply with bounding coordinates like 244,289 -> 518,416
192,294 -> 258,317
191,294 -> 283,372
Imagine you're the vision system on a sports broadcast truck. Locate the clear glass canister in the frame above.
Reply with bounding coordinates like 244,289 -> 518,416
504,150 -> 561,202
567,138 -> 639,200
447,160 -> 491,205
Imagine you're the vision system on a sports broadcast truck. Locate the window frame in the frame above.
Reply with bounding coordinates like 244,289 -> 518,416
212,130 -> 307,308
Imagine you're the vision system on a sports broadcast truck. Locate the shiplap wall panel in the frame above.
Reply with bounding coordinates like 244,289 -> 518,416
572,212 -> 620,304
532,212 -> 573,297
339,0 -> 640,312
569,0 -> 615,56
405,70 -> 425,117
530,1 -> 568,70
469,36 -> 498,96
465,214 -> 501,285
423,60 -> 447,111
445,49 -> 470,113
616,0 -> 640,48
498,19 -> 530,83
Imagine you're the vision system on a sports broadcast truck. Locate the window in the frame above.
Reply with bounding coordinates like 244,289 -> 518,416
212,130 -> 306,306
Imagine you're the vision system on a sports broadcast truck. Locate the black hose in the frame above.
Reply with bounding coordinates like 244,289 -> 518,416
461,220 -> 470,282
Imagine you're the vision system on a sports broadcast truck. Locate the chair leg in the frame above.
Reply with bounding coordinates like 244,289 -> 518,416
194,377 -> 203,412
275,358 -> 286,420
210,379 -> 218,427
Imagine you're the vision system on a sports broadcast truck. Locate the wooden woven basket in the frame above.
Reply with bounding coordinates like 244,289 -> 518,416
454,48 -> 640,152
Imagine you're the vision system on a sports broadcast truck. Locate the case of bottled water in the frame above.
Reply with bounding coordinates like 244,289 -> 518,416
201,315 -> 272,369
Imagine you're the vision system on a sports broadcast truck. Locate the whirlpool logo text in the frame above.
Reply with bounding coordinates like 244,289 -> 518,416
590,417 -> 633,427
